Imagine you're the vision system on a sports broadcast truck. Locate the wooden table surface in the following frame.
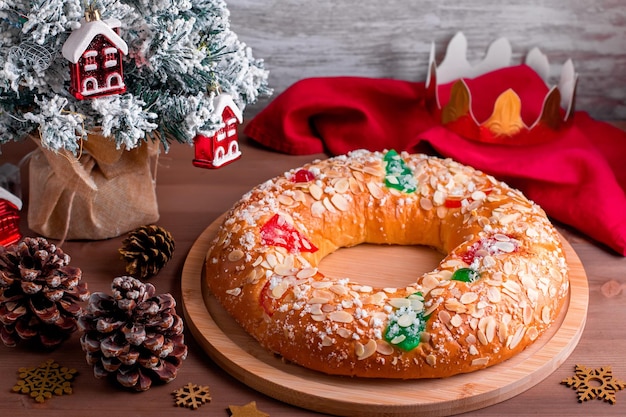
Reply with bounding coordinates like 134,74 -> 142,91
1,127 -> 625,416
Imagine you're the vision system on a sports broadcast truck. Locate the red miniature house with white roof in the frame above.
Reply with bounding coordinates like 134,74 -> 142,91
193,94 -> 243,169
62,9 -> 128,100
0,187 -> 22,247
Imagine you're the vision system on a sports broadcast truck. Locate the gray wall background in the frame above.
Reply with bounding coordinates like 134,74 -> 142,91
229,0 -> 626,121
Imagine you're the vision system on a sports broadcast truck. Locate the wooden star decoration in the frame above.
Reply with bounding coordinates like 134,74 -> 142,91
229,401 -> 270,417
561,364 -> 626,404
172,382 -> 212,410
12,359 -> 77,403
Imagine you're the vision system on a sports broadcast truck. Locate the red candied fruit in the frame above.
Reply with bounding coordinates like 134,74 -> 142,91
292,169 -> 315,183
260,214 -> 318,253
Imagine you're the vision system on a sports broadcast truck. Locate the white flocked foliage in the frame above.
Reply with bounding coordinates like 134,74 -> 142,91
0,0 -> 270,153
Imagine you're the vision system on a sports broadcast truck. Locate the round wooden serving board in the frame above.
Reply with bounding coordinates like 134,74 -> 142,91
181,217 -> 588,417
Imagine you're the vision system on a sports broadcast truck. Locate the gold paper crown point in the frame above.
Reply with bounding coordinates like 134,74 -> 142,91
426,32 -> 578,144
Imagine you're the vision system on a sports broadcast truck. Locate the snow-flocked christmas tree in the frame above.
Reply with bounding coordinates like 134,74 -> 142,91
0,0 -> 270,154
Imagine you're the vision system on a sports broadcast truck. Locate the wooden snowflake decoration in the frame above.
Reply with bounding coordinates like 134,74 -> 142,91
12,359 -> 77,403
172,383 -> 212,410
561,364 -> 626,404
229,401 -> 270,417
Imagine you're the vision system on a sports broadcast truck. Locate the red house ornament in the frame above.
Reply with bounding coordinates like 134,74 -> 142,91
192,93 -> 243,169
61,8 -> 128,100
0,187 -> 22,247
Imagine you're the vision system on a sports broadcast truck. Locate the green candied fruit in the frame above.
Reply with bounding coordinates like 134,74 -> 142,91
384,293 -> 427,351
383,149 -> 417,193
451,267 -> 480,283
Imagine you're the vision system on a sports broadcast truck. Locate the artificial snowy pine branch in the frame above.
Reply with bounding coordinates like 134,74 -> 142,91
91,95 -> 158,150
23,95 -> 85,153
0,0 -> 270,151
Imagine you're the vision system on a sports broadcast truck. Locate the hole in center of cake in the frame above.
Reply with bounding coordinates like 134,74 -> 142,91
317,244 -> 443,288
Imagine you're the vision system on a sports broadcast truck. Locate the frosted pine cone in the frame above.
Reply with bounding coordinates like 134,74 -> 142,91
0,237 -> 90,348
78,276 -> 188,391
119,225 -> 175,280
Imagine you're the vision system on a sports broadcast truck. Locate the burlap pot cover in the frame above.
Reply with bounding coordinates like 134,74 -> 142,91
28,134 -> 160,240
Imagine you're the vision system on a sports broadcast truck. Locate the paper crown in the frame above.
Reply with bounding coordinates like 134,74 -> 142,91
426,32 -> 578,145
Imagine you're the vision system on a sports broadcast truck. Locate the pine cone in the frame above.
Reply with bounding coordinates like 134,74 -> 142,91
0,237 -> 90,348
78,276 -> 188,391
119,225 -> 175,279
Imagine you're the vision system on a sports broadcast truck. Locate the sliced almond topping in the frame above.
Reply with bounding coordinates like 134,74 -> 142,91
420,197 -> 433,211
433,190 -> 445,205
309,304 -> 323,315
337,327 -> 352,338
422,274 -> 440,291
330,284 -> 348,296
499,212 -> 521,225
397,312 -> 417,327
309,183 -> 324,200
477,329 -> 488,345
438,310 -> 451,325
365,292 -> 387,305
523,305 -> 533,324
471,190 -> 487,201
426,354 -> 437,366
388,298 -> 411,308
363,165 -> 381,176
273,263 -> 293,276
329,310 -> 353,323
460,292 -> 478,305
311,201 -> 325,218
410,298 -> 424,312
508,325 -> 525,349
311,314 -> 326,322
356,339 -> 377,360
349,177 -> 362,194
503,280 -> 521,294
277,194 -> 294,206
331,194 -> 349,211
390,334 -> 406,345
292,189 -> 307,202
297,267 -> 318,279
445,298 -> 467,314
498,323 -> 508,343
322,336 -> 334,346
322,304 -> 335,313
494,240 -> 516,253
271,280 -> 290,299
487,287 -> 501,303
485,317 -> 496,343
225,287 -> 242,296
265,253 -> 278,268
527,326 -> 539,341
352,170 -> 364,182
450,314 -> 463,327
471,357 -> 489,367
376,340 -> 394,355
323,197 -> 337,213
367,181 -> 384,199
246,270 -> 258,284
312,289 -> 334,302
541,305 -> 552,324
310,280 -> 332,288
333,178 -> 350,194
227,249 -> 244,262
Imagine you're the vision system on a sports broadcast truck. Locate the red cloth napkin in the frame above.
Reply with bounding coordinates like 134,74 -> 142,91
244,66 -> 626,256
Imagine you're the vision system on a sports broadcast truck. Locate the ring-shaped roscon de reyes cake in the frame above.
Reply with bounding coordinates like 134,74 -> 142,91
204,149 -> 569,379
